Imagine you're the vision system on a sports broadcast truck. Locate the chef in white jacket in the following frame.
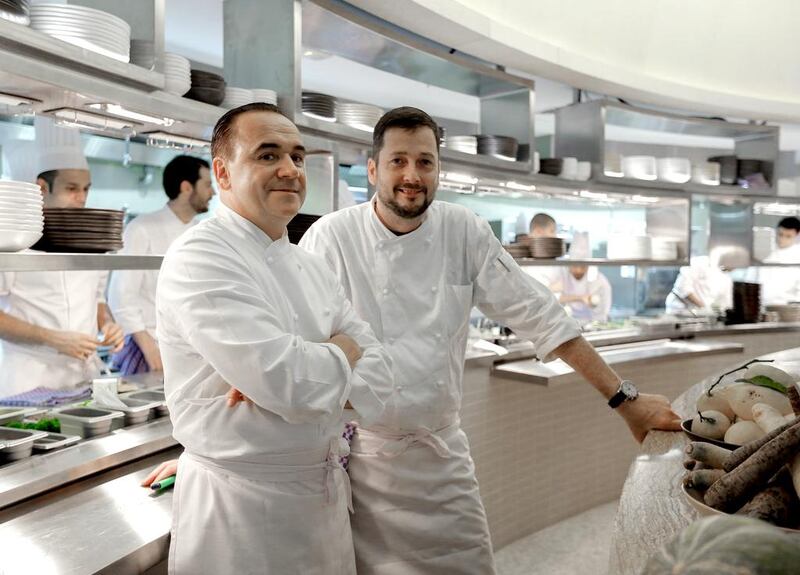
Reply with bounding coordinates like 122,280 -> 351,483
0,119 -> 124,396
550,234 -> 612,324
108,155 -> 213,374
665,254 -> 733,314
156,103 -> 393,575
759,217 -> 800,305
523,212 -> 560,287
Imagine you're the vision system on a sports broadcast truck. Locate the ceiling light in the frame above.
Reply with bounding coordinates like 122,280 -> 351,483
47,107 -> 138,132
145,131 -> 210,150
87,103 -> 174,127
505,181 -> 536,192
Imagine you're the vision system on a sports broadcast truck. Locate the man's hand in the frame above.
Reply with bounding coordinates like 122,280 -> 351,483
134,332 -> 163,372
141,459 -> 178,487
99,322 -> 125,353
47,330 -> 99,360
226,387 -> 353,410
328,334 -> 362,369
617,393 -> 682,443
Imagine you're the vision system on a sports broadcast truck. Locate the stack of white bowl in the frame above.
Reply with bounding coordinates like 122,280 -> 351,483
163,53 -> 190,96
221,87 -> 254,108
129,39 -> 155,70
607,234 -> 652,260
752,227 -> 775,261
656,157 -> 691,184
337,102 -> 383,132
0,180 -> 43,252
30,4 -> 130,63
651,237 -> 680,261
691,162 -> 721,186
252,89 -> 278,105
445,136 -> 477,155
621,156 -> 657,181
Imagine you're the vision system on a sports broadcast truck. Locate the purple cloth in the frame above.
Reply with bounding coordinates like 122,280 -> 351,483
340,422 -> 357,469
0,385 -> 92,407
112,335 -> 150,375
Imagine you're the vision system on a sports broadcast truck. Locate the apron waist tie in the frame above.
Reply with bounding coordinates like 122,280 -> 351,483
325,436 -> 353,513
369,417 -> 460,459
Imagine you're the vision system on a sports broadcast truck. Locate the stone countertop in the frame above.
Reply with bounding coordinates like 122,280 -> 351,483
607,346 -> 800,575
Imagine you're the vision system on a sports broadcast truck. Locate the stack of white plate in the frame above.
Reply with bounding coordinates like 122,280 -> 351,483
622,156 -> 657,181
753,227 -> 775,261
607,234 -> 652,260
30,4 -> 130,63
657,157 -> 691,184
651,237 -> 680,261
445,135 -> 477,155
164,52 -> 190,96
337,102 -> 382,132
130,39 -> 155,70
221,87 -> 254,109
691,162 -> 721,186
252,89 -> 278,105
766,304 -> 800,323
302,92 -> 337,121
0,180 -> 43,252
0,0 -> 29,25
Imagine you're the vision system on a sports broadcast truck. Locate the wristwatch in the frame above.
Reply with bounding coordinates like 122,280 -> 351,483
608,380 -> 639,408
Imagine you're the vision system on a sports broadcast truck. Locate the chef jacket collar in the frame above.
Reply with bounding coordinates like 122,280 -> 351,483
215,202 -> 290,254
368,195 -> 433,242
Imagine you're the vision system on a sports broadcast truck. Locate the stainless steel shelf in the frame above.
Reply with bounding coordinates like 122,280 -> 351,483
593,174 -> 776,199
513,258 -> 688,267
0,253 -> 163,271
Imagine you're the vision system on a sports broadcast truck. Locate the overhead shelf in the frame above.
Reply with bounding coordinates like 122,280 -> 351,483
0,253 -> 163,272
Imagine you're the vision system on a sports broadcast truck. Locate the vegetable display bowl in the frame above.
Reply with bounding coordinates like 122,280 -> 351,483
681,419 -> 739,451
681,484 -> 800,534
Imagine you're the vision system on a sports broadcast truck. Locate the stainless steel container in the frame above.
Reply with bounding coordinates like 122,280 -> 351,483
121,391 -> 168,417
0,407 -> 39,426
0,427 -> 47,463
32,432 -> 81,452
96,397 -> 161,426
53,407 -> 124,438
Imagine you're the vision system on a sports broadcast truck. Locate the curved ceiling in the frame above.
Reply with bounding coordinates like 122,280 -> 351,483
347,0 -> 800,122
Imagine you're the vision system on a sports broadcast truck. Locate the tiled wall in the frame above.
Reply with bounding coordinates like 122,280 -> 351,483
461,331 -> 800,551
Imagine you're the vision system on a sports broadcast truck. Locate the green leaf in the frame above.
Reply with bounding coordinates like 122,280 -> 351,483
734,375 -> 788,394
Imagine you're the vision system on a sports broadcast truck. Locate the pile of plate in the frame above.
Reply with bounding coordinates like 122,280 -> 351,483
539,158 -> 563,176
30,4 -> 130,63
0,180 -> 43,252
529,237 -> 565,259
691,162 -> 721,186
765,304 -> 800,323
0,0 -> 29,25
163,52 -> 190,96
37,208 -> 124,253
445,135 -> 477,155
302,92 -> 336,121
503,242 -> 530,259
607,234 -> 652,260
252,89 -> 278,105
185,70 -> 226,106
656,157 -> 691,184
476,135 -> 518,161
708,155 -> 738,185
728,282 -> 760,324
221,87 -> 254,109
337,102 -> 382,132
651,237 -> 680,261
622,156 -> 657,181
129,39 -> 155,70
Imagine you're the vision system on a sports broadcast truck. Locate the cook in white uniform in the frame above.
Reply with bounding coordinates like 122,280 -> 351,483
108,155 -> 214,374
550,233 -> 612,324
523,212 -> 561,286
156,104 -> 393,575
0,118 -> 124,396
665,254 -> 733,314
758,216 -> 800,305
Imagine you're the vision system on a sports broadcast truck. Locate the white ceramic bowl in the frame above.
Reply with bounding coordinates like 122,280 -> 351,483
622,156 -> 657,180
0,229 -> 42,252
657,157 -> 691,184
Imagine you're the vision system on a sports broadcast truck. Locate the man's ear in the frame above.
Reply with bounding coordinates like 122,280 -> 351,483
212,157 -> 230,191
367,157 -> 377,187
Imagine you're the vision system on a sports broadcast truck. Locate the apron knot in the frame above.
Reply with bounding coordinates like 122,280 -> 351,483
325,437 -> 353,512
377,426 -> 453,459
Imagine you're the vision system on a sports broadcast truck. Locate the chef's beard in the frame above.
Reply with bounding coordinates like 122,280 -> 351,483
189,189 -> 210,214
382,186 -> 432,219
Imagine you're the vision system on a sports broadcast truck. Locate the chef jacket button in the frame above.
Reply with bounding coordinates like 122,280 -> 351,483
431,286 -> 438,293
382,288 -> 389,295
387,337 -> 395,344
323,308 -> 330,316
293,313 -> 299,320
266,256 -> 274,264
396,384 -> 403,392
436,380 -> 444,386
435,333 -> 442,339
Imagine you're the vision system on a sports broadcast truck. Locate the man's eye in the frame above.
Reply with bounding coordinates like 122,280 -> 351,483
292,155 -> 305,165
260,154 -> 275,161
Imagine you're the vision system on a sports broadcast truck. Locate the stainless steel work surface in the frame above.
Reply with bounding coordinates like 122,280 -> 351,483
0,418 -> 176,509
493,339 -> 744,385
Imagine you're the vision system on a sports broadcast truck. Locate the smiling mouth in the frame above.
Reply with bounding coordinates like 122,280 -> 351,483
396,187 -> 425,198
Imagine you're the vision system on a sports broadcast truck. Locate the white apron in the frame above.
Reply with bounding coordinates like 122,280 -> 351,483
348,418 -> 495,575
170,438 -> 355,575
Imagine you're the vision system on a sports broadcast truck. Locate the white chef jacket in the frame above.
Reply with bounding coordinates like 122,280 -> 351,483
108,205 -> 195,339
551,266 -> 612,323
666,264 -> 733,314
157,203 -> 393,574
759,243 -> 800,305
0,257 -> 108,395
301,199 -> 580,432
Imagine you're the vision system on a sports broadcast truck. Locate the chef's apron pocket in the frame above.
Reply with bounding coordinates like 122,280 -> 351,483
444,283 -> 473,337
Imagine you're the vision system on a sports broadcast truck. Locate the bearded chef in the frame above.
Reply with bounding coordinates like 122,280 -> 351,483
155,103 -> 392,574
0,118 -> 124,397
550,233 -> 612,324
758,217 -> 800,305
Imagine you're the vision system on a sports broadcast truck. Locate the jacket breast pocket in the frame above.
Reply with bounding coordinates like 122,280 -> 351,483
443,283 -> 473,337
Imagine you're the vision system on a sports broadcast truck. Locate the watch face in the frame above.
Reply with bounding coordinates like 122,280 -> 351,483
621,381 -> 638,399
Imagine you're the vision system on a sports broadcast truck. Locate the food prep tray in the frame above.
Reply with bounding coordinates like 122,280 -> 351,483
53,407 -> 124,438
32,432 -> 81,452
0,427 -> 48,463
121,390 -> 168,417
94,397 -> 162,426
0,407 -> 40,425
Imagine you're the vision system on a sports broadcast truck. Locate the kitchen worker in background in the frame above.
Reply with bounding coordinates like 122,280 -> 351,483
759,216 -> 800,305
665,253 -> 733,314
550,233 -> 612,324
108,155 -> 213,374
156,103 -> 392,574
148,107 -> 682,574
524,212 -> 561,286
0,118 -> 124,397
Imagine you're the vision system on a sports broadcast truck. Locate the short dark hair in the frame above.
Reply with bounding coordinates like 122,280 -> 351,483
530,212 -> 556,232
778,216 -> 800,233
211,102 -> 288,160
36,170 -> 59,194
372,106 -> 439,160
162,155 -> 210,200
